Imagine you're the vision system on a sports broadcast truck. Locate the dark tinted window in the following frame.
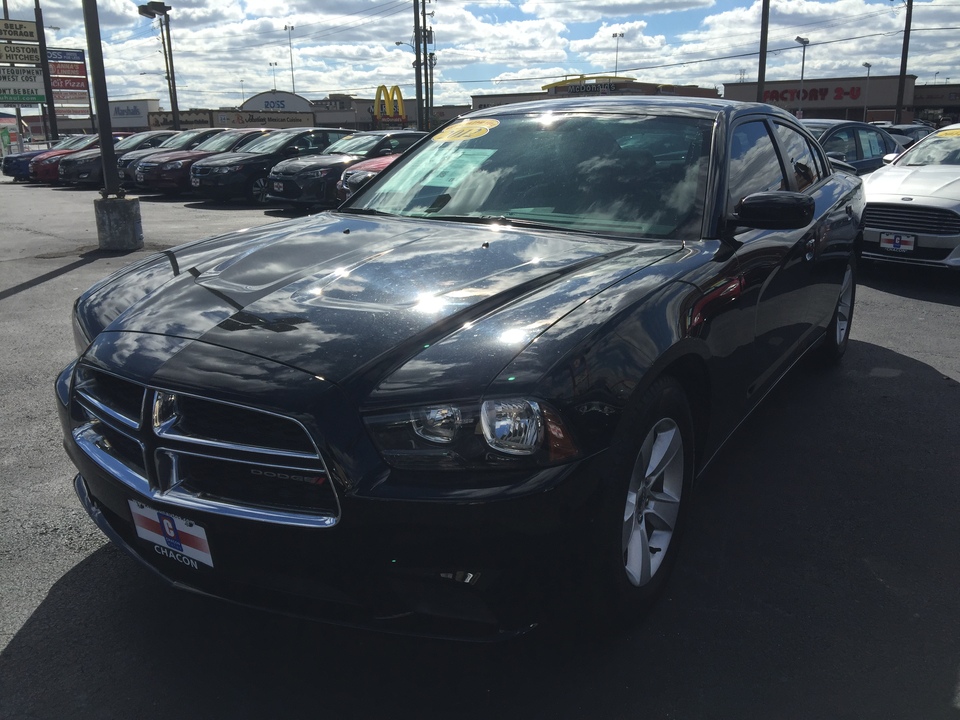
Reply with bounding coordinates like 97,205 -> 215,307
821,128 -> 857,160
728,120 -> 785,213
775,123 -> 821,191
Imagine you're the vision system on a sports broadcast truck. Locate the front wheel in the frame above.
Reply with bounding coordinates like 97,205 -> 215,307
591,376 -> 695,621
815,254 -> 857,365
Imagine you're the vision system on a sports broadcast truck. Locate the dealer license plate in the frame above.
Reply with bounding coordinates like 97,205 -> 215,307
128,500 -> 214,569
191,177 -> 200,187
879,232 -> 916,253
273,181 -> 284,192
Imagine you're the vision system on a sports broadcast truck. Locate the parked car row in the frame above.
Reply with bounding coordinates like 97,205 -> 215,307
3,126 -> 425,210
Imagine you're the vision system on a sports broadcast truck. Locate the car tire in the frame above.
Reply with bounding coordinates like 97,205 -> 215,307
248,176 -> 271,205
815,254 -> 857,366
588,376 -> 695,624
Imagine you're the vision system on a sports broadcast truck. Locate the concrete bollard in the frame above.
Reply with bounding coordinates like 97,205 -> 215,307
93,197 -> 144,251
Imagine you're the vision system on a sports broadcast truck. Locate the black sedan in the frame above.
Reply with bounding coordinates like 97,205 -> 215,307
189,127 -> 351,204
117,127 -> 228,187
267,130 -> 424,208
58,130 -> 177,186
801,118 -> 904,174
56,97 -> 862,639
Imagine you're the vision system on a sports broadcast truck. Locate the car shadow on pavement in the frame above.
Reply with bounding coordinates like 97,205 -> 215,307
2,341 -> 959,720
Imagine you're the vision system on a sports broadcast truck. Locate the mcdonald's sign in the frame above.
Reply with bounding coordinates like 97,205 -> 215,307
373,85 -> 405,121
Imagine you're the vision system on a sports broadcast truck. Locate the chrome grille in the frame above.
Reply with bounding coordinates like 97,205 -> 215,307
864,203 -> 960,235
192,166 -> 213,176
71,365 -> 339,527
137,161 -> 159,171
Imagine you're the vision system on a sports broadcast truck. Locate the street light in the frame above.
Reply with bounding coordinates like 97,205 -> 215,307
240,79 -> 245,105
795,36 -> 809,119
284,24 -> 296,93
612,32 -> 624,77
138,2 -> 180,130
269,61 -> 278,91
862,62 -> 872,122
934,71 -> 939,84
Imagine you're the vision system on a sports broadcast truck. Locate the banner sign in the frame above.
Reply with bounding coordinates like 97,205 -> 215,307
0,43 -> 41,64
46,48 -> 85,63
49,61 -> 87,77
0,66 -> 45,103
0,19 -> 37,42
214,110 -> 313,128
56,106 -> 91,116
51,76 -> 88,91
53,90 -> 88,102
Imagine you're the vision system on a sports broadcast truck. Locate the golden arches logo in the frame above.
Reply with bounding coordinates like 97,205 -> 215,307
374,85 -> 405,120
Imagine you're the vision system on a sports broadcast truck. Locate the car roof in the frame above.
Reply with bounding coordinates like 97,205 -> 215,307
464,96 -> 794,123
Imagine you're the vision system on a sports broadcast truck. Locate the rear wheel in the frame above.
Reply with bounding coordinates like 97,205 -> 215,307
248,176 -> 271,205
815,254 -> 856,365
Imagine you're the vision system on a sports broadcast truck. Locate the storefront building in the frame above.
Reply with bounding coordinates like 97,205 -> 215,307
471,75 -> 720,111
724,75 -> 916,123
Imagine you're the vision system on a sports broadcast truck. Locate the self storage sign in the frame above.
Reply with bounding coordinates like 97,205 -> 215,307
0,20 -> 38,42
0,67 -> 45,104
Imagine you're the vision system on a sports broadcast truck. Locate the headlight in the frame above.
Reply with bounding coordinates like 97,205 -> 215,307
301,168 -> 332,179
161,161 -> 183,170
345,170 -> 376,186
215,165 -> 243,173
42,157 -> 59,165
364,398 -> 579,471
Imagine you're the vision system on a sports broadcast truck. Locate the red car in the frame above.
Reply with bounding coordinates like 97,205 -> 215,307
133,128 -> 273,195
29,133 -> 130,184
336,153 -> 401,202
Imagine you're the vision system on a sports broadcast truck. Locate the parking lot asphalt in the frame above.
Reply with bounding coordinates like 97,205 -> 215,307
1,178 -> 959,719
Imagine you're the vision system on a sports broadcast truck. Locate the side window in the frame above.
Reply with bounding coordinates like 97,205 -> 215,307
774,123 -> 821,191
857,128 -> 886,160
393,135 -> 421,152
821,128 -> 857,160
235,133 -> 263,150
728,120 -> 786,214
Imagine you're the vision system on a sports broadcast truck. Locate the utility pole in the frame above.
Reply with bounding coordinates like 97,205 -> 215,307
412,0 -> 423,129
756,0 -> 770,102
894,0 -> 913,123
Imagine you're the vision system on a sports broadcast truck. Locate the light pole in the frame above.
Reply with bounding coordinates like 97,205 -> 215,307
934,71 -> 939,85
284,24 -> 296,93
396,40 -> 422,128
269,61 -> 278,91
795,36 -> 809,119
138,2 -> 180,130
612,32 -> 624,76
240,79 -> 245,105
862,62 -> 872,122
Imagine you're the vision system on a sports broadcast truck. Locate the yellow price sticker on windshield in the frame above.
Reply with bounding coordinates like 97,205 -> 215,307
432,119 -> 500,143
935,129 -> 960,137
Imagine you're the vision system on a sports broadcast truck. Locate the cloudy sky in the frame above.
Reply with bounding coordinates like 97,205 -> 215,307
6,0 -> 960,110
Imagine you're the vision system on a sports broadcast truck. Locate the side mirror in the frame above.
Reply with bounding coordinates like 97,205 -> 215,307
283,146 -> 300,156
882,153 -> 899,165
826,151 -> 847,163
733,191 -> 815,230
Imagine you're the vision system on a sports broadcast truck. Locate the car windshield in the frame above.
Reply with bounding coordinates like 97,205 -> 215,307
156,130 -> 205,149
73,135 -> 100,150
801,121 -> 832,136
348,113 -> 712,241
115,133 -> 156,151
895,129 -> 960,166
323,134 -> 382,156
241,131 -> 300,154
195,131 -> 254,152
52,136 -> 86,150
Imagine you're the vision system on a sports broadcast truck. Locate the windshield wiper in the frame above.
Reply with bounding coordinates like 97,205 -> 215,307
338,207 -> 399,217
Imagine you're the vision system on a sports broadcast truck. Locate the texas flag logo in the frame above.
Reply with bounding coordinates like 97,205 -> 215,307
128,501 -> 214,568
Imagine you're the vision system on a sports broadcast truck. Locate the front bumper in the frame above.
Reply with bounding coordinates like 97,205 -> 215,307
56,360 -> 597,640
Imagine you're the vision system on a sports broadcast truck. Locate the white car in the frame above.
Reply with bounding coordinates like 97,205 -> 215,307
861,124 -> 960,268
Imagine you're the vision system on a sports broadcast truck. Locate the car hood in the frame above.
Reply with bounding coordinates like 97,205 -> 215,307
865,164 -> 960,202
64,148 -> 101,162
272,154 -> 356,173
120,147 -> 170,162
139,149 -> 211,164
79,213 -> 682,396
195,152 -> 265,167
